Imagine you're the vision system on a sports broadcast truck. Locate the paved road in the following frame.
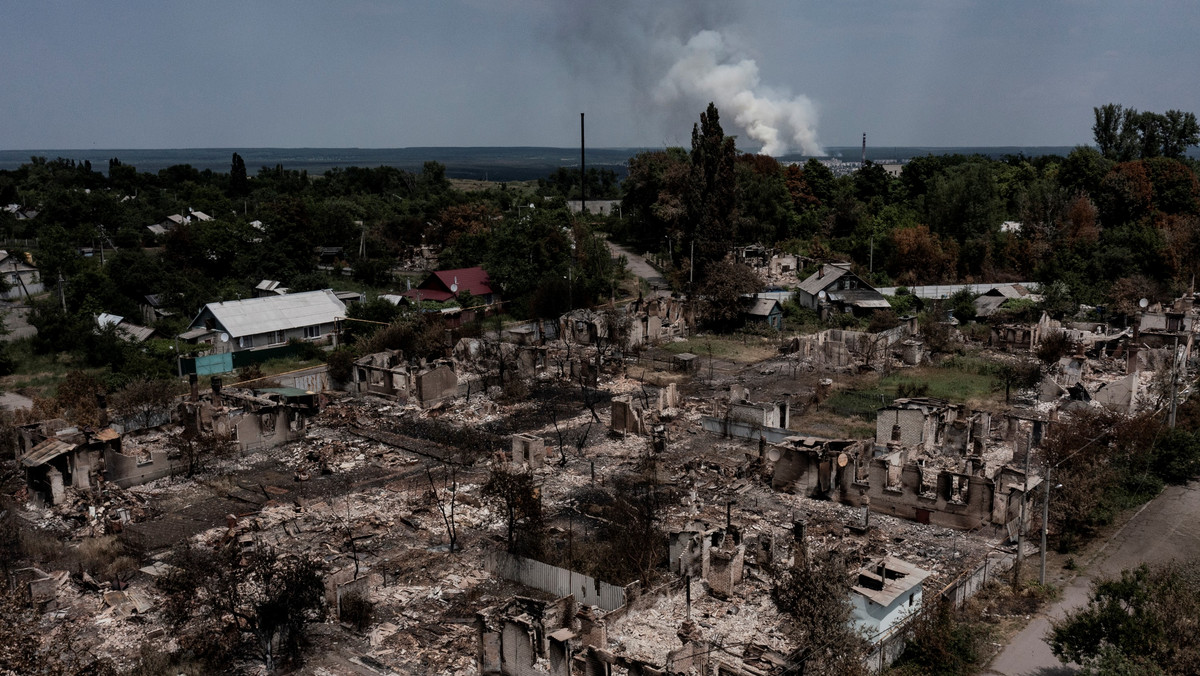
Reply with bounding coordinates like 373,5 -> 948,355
607,240 -> 669,291
984,482 -> 1200,675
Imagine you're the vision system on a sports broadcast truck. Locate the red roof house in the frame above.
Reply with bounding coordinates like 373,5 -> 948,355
401,267 -> 498,305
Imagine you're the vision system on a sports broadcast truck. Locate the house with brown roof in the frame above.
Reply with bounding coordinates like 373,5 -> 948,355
399,266 -> 498,306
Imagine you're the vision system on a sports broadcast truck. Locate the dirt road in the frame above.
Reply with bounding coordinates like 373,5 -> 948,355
607,240 -> 668,291
984,481 -> 1200,675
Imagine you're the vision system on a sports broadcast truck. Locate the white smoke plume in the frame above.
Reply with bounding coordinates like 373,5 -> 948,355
656,30 -> 822,157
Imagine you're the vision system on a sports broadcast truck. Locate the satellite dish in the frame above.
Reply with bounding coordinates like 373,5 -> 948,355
219,333 -> 229,343
837,453 -> 849,468
450,283 -> 458,293
1139,298 -> 1149,309
818,290 -> 828,302
767,448 -> 782,463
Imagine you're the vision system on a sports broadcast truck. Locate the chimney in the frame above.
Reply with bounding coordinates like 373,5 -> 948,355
211,377 -> 223,406
792,519 -> 808,570
95,392 -> 109,428
189,373 -> 199,402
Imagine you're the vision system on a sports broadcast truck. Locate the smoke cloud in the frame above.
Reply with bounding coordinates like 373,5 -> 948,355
656,30 -> 822,156
550,3 -> 822,156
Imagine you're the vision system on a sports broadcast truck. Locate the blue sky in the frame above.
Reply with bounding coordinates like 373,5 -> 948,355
2,1 -> 1197,153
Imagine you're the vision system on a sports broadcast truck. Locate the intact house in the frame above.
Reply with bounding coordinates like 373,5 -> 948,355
974,283 -> 1038,319
140,294 -> 174,325
0,249 -> 42,300
96,313 -> 156,343
796,263 -> 890,317
740,295 -> 783,330
851,556 -> 931,638
400,266 -> 499,307
180,289 -> 346,353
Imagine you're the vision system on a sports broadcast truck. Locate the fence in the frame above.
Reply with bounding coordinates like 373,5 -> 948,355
181,343 -> 310,376
700,415 -> 791,444
484,551 -> 628,611
865,550 -> 1020,672
938,551 -> 1016,609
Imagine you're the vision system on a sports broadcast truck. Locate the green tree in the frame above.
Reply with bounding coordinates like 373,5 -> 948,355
772,549 -> 870,676
689,103 -> 739,275
1049,561 -> 1200,675
229,152 -> 249,198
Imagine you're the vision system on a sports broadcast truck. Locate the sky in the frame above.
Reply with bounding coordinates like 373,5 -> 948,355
2,0 -> 1199,154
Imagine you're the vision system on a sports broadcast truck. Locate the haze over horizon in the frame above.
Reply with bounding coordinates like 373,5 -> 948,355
3,1 -> 1198,155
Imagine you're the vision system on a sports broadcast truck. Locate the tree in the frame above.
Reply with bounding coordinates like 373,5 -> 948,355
1094,104 -> 1199,161
167,427 -> 233,477
695,258 -> 763,329
772,549 -> 870,675
481,467 -> 544,557
109,377 -> 177,431
426,466 -> 460,553
993,359 -> 1040,403
0,585 -> 43,673
159,543 -> 326,673
1049,560 -> 1200,675
229,152 -> 249,198
1160,110 -> 1200,159
689,103 -> 739,274
1093,104 -> 1142,162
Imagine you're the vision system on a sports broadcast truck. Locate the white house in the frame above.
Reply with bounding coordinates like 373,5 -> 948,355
850,556 -> 931,639
181,289 -> 346,353
0,250 -> 43,300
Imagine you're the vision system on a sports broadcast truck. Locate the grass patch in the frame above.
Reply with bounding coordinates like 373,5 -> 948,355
819,364 -> 1002,422
0,338 -> 105,399
658,334 -> 779,364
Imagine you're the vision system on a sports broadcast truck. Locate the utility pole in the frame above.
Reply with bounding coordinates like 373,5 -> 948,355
1040,464 -> 1051,585
580,113 -> 586,217
1014,425 -> 1033,588
1169,333 -> 1180,428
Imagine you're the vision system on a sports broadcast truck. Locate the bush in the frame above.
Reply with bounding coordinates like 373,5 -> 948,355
1036,330 -> 1072,364
892,599 -> 990,676
1150,427 -> 1200,485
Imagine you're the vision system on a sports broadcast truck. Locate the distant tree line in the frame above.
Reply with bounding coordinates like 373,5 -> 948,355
615,101 -> 1200,320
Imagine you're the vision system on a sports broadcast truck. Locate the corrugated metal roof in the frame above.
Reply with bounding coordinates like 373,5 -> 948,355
426,267 -> 494,297
797,265 -> 850,295
742,297 -> 781,316
22,438 -> 77,467
191,289 -> 346,338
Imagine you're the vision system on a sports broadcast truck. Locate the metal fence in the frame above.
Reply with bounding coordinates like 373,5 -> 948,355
484,551 -> 628,611
865,550 -> 1019,672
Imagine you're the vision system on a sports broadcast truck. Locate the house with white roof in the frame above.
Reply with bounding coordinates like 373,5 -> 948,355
0,250 -> 43,300
180,289 -> 346,353
850,556 -> 931,638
